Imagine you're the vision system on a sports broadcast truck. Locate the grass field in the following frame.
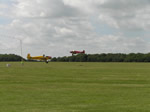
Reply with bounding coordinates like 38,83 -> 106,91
0,62 -> 150,112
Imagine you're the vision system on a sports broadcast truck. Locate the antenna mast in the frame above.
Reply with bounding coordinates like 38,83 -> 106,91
20,39 -> 23,57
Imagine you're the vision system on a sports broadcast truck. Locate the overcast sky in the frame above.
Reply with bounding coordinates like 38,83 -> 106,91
0,0 -> 150,58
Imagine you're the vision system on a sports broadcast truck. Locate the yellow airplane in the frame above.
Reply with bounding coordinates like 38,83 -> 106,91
27,54 -> 52,63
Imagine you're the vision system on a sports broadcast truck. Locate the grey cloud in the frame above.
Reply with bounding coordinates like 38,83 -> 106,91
13,0 -> 84,18
96,0 -> 150,31
100,0 -> 150,10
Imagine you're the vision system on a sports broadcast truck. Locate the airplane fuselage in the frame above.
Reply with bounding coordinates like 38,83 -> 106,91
27,54 -> 51,63
70,50 -> 85,55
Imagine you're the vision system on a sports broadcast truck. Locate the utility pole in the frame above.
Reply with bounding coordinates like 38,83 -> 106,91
20,39 -> 23,58
19,39 -> 24,66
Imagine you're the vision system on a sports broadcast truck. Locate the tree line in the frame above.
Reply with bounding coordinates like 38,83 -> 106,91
51,53 -> 150,62
1,53 -> 150,62
0,54 -> 24,61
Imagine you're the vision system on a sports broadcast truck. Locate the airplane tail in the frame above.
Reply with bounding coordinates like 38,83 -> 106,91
83,50 -> 85,53
27,53 -> 31,60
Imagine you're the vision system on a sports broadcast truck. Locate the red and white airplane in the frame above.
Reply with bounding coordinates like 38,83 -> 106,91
70,50 -> 85,55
